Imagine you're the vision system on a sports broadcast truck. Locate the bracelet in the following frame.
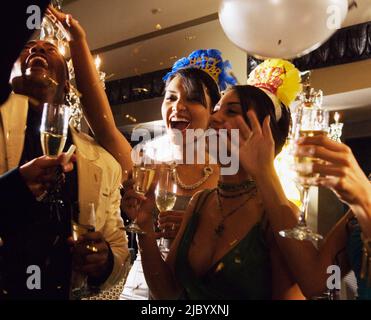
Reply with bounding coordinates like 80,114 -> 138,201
360,234 -> 371,287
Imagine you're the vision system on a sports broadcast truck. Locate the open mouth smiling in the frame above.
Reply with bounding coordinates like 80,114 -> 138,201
26,55 -> 49,71
169,117 -> 191,131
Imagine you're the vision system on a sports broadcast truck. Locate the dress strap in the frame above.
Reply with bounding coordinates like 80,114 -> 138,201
192,189 -> 215,217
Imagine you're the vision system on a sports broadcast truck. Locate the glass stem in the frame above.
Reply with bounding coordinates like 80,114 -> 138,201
160,236 -> 166,248
299,186 -> 310,227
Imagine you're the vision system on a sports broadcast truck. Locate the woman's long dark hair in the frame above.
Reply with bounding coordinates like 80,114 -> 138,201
233,85 -> 290,155
165,68 -> 220,112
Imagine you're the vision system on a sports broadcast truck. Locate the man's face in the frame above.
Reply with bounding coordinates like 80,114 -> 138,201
11,40 -> 69,106
16,40 -> 68,87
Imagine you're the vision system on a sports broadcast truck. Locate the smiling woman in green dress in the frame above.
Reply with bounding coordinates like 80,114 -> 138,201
127,59 -> 307,300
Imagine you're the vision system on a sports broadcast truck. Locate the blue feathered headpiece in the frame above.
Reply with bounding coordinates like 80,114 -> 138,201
163,49 -> 237,91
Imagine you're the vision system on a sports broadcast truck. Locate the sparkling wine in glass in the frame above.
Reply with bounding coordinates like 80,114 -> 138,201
280,107 -> 329,244
155,189 -> 177,213
294,129 -> 328,187
39,103 -> 70,202
40,103 -> 70,157
133,165 -> 156,196
155,165 -> 177,253
124,164 -> 156,234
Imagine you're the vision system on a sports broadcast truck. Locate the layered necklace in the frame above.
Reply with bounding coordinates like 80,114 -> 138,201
214,180 -> 257,237
174,165 -> 214,190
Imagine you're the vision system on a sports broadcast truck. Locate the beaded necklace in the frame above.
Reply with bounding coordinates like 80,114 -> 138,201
214,186 -> 257,237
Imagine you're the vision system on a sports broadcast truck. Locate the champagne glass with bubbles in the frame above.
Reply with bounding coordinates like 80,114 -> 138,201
124,147 -> 156,234
39,103 -> 70,202
279,105 -> 330,244
40,103 -> 70,157
155,164 -> 177,253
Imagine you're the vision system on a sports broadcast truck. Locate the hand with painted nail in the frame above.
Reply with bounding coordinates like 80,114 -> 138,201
233,110 -> 275,179
296,134 -> 371,208
157,210 -> 184,239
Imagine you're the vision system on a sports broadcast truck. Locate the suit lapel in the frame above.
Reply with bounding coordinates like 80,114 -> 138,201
71,127 -> 103,227
0,94 -> 29,170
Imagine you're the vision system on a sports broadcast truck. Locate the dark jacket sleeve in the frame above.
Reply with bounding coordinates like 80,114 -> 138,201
0,168 -> 36,234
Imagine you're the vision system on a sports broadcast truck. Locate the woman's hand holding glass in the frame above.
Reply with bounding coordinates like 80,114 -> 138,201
122,180 -> 156,235
157,210 -> 183,240
280,107 -> 330,243
296,135 -> 371,209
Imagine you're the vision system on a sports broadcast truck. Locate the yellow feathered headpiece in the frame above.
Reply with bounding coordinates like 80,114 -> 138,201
247,59 -> 302,120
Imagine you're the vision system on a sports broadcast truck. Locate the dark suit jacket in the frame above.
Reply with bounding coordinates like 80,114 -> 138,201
0,168 -> 72,300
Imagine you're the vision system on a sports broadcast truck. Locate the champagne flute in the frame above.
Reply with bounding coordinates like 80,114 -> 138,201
155,165 -> 177,253
279,107 -> 329,243
39,103 -> 70,202
40,103 -> 70,157
124,163 -> 156,235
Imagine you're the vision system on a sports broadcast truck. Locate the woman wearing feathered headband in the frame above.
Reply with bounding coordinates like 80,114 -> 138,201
131,59 -> 309,299
121,48 -> 237,299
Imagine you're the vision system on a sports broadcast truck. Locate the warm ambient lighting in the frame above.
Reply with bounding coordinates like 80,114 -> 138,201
274,141 -> 302,208
94,55 -> 106,89
125,114 -> 137,123
58,42 -> 66,56
329,112 -> 344,142
334,112 -> 340,124
95,55 -> 102,70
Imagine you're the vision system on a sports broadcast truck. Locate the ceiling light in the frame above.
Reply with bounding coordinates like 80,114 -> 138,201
132,87 -> 149,93
155,24 -> 162,30
185,35 -> 197,41
151,8 -> 162,14
94,55 -> 101,69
